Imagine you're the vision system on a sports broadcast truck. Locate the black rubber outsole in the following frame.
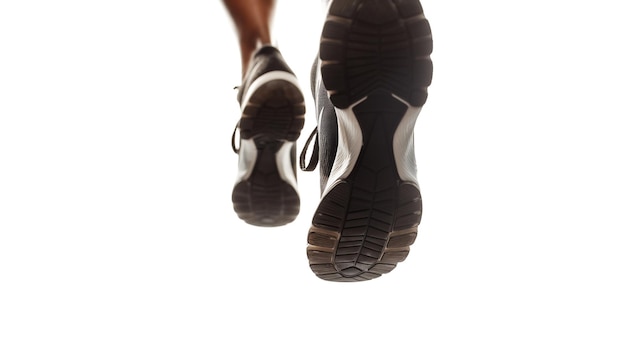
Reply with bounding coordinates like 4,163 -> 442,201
232,79 -> 305,227
308,0 -> 433,281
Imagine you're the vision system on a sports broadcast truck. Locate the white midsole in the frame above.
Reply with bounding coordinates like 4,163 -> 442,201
236,139 -> 298,192
239,70 -> 302,113
392,94 -> 421,186
322,98 -> 364,198
321,94 -> 421,198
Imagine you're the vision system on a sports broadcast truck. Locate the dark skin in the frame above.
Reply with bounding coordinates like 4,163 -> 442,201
222,0 -> 276,78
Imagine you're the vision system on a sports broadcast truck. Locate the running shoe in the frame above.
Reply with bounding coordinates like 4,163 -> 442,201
301,0 -> 433,281
231,45 -> 306,227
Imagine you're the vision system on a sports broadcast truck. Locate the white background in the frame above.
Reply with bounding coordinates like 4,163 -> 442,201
1,0 -> 625,350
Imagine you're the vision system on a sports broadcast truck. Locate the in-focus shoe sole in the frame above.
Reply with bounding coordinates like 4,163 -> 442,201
232,72 -> 306,227
308,0 -> 433,281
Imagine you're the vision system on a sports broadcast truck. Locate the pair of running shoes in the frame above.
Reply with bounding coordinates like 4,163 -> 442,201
231,0 -> 433,282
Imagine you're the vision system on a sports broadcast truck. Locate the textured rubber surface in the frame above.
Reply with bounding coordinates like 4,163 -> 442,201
238,79 -> 305,142
308,0 -> 432,281
232,78 -> 305,227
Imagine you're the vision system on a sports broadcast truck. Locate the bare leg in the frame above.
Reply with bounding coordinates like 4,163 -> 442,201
222,0 -> 276,77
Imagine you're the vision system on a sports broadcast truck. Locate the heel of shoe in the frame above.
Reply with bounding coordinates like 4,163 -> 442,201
320,0 -> 433,108
239,72 -> 306,142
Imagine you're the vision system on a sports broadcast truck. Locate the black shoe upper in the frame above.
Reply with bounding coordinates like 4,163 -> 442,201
236,46 -> 296,105
300,56 -> 339,194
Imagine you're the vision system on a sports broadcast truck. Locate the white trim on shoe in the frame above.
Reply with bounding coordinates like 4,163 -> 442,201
320,95 -> 422,199
235,138 -> 298,193
239,71 -> 303,114
392,94 -> 421,186
321,98 -> 364,199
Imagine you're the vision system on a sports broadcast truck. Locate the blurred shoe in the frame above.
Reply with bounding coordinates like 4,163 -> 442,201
231,46 -> 305,227
301,0 -> 433,281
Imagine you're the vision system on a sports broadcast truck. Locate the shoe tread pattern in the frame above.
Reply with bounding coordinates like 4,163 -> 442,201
233,79 -> 305,227
308,0 -> 431,281
320,0 -> 433,109
232,142 -> 300,227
